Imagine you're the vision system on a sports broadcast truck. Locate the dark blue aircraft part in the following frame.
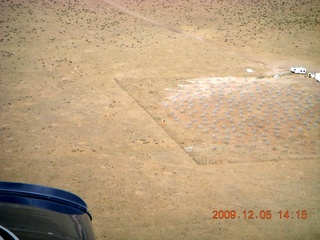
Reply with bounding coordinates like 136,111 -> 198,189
0,182 -> 92,220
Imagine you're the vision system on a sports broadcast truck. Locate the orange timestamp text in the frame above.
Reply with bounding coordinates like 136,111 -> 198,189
212,210 -> 308,220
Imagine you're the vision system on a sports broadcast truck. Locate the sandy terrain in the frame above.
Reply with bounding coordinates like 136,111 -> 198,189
1,0 -> 320,239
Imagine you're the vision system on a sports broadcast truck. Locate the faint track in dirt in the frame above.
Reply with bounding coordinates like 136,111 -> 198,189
102,0 -> 277,74
113,77 -> 196,165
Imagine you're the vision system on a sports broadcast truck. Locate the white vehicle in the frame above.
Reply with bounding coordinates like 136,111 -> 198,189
290,67 -> 307,74
315,73 -> 320,83
308,72 -> 315,78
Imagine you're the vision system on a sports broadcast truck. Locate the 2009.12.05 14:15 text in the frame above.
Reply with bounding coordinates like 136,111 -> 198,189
212,210 -> 308,220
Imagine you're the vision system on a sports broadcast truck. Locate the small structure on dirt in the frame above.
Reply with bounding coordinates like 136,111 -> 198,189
290,67 -> 306,74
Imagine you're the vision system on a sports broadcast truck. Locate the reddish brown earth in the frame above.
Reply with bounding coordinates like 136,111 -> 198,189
1,0 -> 320,239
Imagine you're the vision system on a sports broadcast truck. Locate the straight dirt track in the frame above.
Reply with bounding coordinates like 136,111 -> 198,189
102,0 -> 276,74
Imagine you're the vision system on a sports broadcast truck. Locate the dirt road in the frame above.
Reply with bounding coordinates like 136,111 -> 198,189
102,0 -> 276,74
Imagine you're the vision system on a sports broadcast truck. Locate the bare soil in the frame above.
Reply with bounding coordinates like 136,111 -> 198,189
1,0 -> 320,239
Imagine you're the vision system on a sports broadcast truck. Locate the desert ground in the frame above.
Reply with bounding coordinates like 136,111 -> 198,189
1,0 -> 320,239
